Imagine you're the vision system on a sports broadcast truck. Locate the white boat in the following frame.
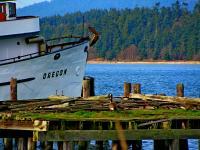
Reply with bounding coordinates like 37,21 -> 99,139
0,1 -> 98,100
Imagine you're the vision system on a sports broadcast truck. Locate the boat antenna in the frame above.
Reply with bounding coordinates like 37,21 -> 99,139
82,16 -> 85,37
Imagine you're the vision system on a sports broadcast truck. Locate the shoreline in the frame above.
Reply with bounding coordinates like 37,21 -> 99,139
88,60 -> 200,64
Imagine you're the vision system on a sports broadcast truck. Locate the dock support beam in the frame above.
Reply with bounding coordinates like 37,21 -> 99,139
179,139 -> 188,150
96,141 -> 103,150
27,137 -> 36,150
154,140 -> 169,150
63,141 -> 72,150
78,141 -> 88,150
17,138 -> 27,150
112,141 -> 121,150
154,139 -> 188,150
132,140 -> 142,150
124,82 -> 131,98
3,138 -> 12,150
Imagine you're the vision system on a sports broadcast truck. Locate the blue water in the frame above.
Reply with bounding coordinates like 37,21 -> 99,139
86,64 -> 200,98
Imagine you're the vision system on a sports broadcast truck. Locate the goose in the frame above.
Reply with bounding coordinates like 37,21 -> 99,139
108,93 -> 117,111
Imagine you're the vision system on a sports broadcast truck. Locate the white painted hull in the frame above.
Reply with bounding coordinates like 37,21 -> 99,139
0,42 -> 89,100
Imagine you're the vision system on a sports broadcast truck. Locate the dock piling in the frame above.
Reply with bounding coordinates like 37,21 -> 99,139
10,78 -> 17,101
3,138 -> 12,150
63,141 -> 72,150
82,76 -> 95,98
27,137 -> 36,150
96,141 -> 103,150
133,83 -> 141,94
124,82 -> 131,98
176,83 -> 184,97
17,138 -> 27,150
57,141 -> 63,150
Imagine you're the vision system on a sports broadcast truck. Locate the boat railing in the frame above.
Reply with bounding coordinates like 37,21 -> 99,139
0,51 -> 40,65
0,37 -> 89,66
46,35 -> 84,42
46,36 -> 89,51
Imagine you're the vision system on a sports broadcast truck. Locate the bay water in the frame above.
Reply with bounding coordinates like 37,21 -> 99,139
86,64 -> 200,98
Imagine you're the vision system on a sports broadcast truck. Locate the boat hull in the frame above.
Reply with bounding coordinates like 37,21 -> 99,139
0,42 -> 89,100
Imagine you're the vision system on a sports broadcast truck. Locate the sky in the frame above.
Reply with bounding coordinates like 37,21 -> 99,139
16,0 -> 198,9
17,0 -> 50,8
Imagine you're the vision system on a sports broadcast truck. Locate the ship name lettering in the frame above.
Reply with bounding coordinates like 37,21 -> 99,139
43,69 -> 67,79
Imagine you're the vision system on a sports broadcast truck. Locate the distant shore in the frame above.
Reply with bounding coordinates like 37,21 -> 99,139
88,60 -> 200,64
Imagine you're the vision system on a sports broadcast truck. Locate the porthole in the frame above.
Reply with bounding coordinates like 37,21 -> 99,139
17,42 -> 20,45
54,53 -> 61,60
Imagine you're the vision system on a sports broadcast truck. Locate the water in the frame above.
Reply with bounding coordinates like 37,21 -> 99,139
1,64 -> 200,149
86,64 -> 200,98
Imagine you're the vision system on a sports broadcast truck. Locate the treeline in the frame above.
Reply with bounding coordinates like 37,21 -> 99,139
40,1 -> 200,61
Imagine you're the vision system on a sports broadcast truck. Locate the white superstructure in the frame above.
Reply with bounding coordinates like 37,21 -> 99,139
0,17 -> 40,37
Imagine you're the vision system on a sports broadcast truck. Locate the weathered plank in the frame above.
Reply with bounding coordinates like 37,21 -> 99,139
0,120 -> 48,131
137,119 -> 171,127
36,129 -> 200,141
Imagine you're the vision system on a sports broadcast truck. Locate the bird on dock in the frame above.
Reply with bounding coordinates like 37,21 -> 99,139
108,93 -> 117,111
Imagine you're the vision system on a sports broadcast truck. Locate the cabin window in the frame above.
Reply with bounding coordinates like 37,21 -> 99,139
8,3 -> 16,17
0,5 -> 3,13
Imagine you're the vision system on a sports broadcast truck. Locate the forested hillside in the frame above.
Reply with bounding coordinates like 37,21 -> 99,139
40,1 -> 200,61
18,0 -> 197,17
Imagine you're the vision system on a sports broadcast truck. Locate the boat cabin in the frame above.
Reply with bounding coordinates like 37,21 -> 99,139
0,1 -> 44,63
0,1 -> 16,21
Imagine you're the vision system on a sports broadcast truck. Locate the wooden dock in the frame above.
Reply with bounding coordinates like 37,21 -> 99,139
0,77 -> 200,150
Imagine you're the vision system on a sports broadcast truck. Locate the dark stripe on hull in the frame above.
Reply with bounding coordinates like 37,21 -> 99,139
0,77 -> 35,87
0,32 -> 40,40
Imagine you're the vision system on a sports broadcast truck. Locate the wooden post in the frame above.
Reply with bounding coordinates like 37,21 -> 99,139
124,82 -> 131,98
169,139 -> 179,150
96,141 -> 103,150
176,83 -> 184,97
179,139 -> 188,150
131,140 -> 142,150
57,142 -> 63,150
27,137 -> 36,150
112,140 -> 120,150
89,77 -> 95,96
3,138 -> 12,150
154,140 -> 169,150
10,78 -> 17,101
82,76 -> 95,98
17,138 -> 27,150
133,83 -> 141,94
63,141 -> 73,150
43,142 -> 53,150
199,139 -> 200,150
78,141 -> 88,150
